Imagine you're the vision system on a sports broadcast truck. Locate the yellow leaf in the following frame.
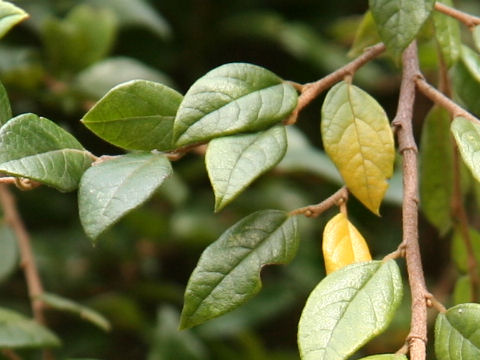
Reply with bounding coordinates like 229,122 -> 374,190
321,81 -> 395,215
323,213 -> 372,274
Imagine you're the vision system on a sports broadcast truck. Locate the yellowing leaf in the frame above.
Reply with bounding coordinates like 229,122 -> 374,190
321,81 -> 395,214
323,213 -> 372,274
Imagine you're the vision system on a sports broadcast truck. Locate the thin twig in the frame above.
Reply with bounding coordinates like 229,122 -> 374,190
435,2 -> 480,29
0,177 -> 17,185
284,43 -> 386,125
393,42 -> 429,360
1,349 -> 22,360
426,292 -> 448,314
289,187 -> 348,218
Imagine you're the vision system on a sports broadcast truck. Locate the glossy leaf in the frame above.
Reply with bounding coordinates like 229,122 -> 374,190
0,1 -> 28,39
369,0 -> 435,60
298,260 -> 403,360
0,113 -> 94,192
0,80 -> 11,126
322,213 -> 372,275
358,355 -> 407,360
173,63 -> 298,146
0,226 -> 17,283
81,80 -> 182,151
180,210 -> 299,329
435,303 -> 480,360
39,292 -> 111,331
349,11 -> 381,57
451,227 -> 480,274
451,117 -> 480,182
433,0 -> 461,67
0,307 -> 60,348
420,106 -> 453,235
474,26 -> 480,52
453,47 -> 480,116
78,152 -> 172,240
206,126 -> 287,212
321,81 -> 394,214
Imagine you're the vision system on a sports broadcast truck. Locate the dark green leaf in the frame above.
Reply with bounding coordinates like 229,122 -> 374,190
451,227 -> 480,274
206,126 -> 287,212
173,63 -> 298,146
453,46 -> 480,117
81,80 -> 182,151
0,307 -> 60,348
0,1 -> 28,39
435,303 -> 480,359
369,0 -> 435,60
420,106 -> 454,235
349,11 -> 381,57
298,260 -> 403,360
39,292 -> 111,331
0,80 -> 11,126
78,152 -> 172,240
0,226 -> 17,283
433,0 -> 461,67
451,117 -> 480,182
0,113 -> 94,192
180,210 -> 299,329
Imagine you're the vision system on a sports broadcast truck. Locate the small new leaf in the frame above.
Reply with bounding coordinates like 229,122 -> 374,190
321,81 -> 394,214
81,80 -> 182,151
206,126 -> 287,212
173,63 -> 298,146
298,260 -> 403,360
78,153 -> 172,240
451,117 -> 480,182
0,113 -> 94,191
0,1 -> 28,39
180,210 -> 299,329
435,303 -> 480,359
322,213 -> 372,275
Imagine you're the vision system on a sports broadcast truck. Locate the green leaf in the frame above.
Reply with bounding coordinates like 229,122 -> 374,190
81,80 -> 182,151
78,152 -> 172,240
206,126 -> 287,212
180,209 -> 299,329
453,47 -> 480,117
474,26 -> 480,53
432,0 -> 461,67
420,106 -> 454,235
39,292 -> 111,331
0,113 -> 94,192
0,226 -> 17,283
357,355 -> 408,360
451,227 -> 480,274
0,1 -> 28,39
0,80 -> 11,126
349,11 -> 381,57
435,303 -> 480,360
74,57 -> 175,100
369,0 -> 435,60
173,63 -> 298,146
298,260 -> 403,360
0,307 -> 60,348
453,276 -> 473,305
321,81 -> 395,214
451,117 -> 480,182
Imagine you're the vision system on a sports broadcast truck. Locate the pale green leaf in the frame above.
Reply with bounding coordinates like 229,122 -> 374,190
474,26 -> 480,53
420,106 -> 454,235
0,1 -> 28,39
433,0 -> 461,67
451,227 -> 480,274
0,226 -> 17,283
0,80 -> 11,126
206,126 -> 287,212
0,307 -> 60,348
321,81 -> 395,214
435,303 -> 480,360
451,117 -> 480,182
298,260 -> 403,360
180,210 -> 299,329
78,152 -> 172,240
349,11 -> 381,57
173,63 -> 298,146
39,292 -> 111,331
357,355 -> 408,360
81,80 -> 182,151
453,276 -> 473,305
369,0 -> 435,60
0,113 -> 94,192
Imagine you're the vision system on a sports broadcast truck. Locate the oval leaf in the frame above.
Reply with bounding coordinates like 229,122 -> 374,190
321,81 -> 395,214
180,209 -> 299,329
451,227 -> 480,274
349,11 -> 381,57
369,0 -> 435,60
173,63 -> 298,146
0,113 -> 94,192
0,80 -> 11,126
0,1 -> 28,39
432,0 -> 461,67
419,106 -> 454,235
78,152 -> 172,240
435,303 -> 480,360
298,260 -> 403,360
0,307 -> 60,348
451,117 -> 480,182
0,226 -> 18,283
39,292 -> 111,332
453,47 -> 480,117
206,126 -> 287,212
81,80 -> 182,151
322,213 -> 372,275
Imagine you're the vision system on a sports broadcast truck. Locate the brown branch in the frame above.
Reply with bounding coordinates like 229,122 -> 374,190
435,2 -> 480,29
426,293 -> 448,314
285,43 -> 386,125
1,349 -> 22,360
289,186 -> 348,218
392,42 -> 429,360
